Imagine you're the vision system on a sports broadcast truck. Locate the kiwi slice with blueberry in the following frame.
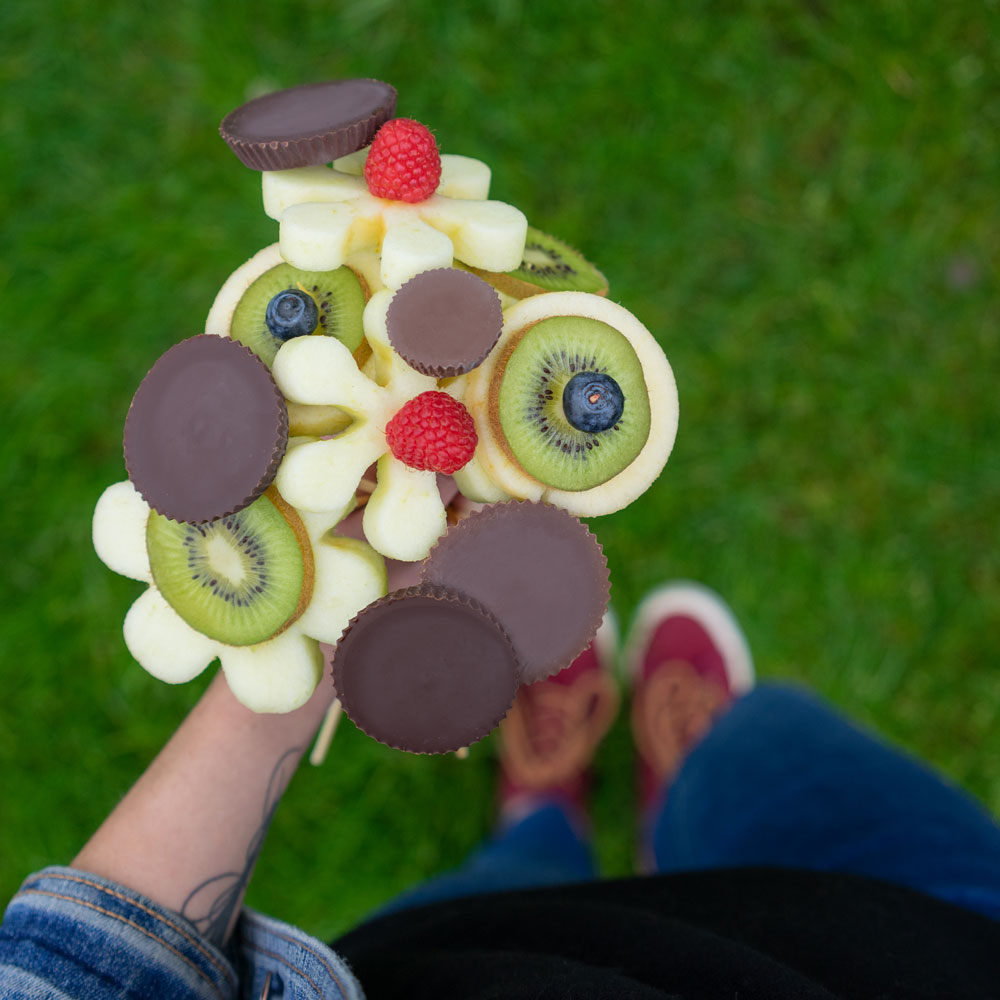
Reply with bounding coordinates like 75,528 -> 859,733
495,316 -> 650,491
146,488 -> 313,646
230,262 -> 365,368
467,227 -> 608,299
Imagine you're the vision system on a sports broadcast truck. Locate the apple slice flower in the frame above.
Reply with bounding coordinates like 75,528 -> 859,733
272,289 -> 478,562
260,121 -> 527,291
92,479 -> 386,713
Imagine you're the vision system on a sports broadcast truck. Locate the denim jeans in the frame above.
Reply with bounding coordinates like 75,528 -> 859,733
0,868 -> 364,999
379,684 -> 1000,923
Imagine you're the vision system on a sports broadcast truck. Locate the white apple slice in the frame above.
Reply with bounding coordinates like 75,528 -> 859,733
221,630 -> 324,713
346,249 -> 385,296
263,166 -> 365,220
204,243 -> 283,338
279,202 -> 377,272
275,429 -> 384,515
420,198 -> 527,272
273,334 -> 382,413
379,210 -> 454,290
452,451 -> 512,504
93,481 -> 152,583
438,155 -> 491,200
464,292 -> 678,516
123,587 -> 218,683
297,535 -> 387,645
362,456 -> 446,562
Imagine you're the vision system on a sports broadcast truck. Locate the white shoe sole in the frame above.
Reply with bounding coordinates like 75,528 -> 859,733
623,581 -> 755,695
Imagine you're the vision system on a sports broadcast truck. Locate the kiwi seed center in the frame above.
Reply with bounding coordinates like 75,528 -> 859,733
204,533 -> 249,587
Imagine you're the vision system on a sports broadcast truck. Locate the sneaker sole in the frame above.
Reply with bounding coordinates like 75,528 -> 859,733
592,605 -> 620,676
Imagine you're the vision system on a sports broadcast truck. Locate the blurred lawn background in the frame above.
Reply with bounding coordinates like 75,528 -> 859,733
1,0 -> 998,940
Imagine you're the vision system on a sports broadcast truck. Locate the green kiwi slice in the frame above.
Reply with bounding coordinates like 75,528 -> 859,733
230,262 -> 365,367
469,227 -> 608,299
496,316 -> 650,491
146,491 -> 308,646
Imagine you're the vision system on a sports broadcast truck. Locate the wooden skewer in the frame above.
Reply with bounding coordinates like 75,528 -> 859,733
309,699 -> 343,766
454,746 -> 469,759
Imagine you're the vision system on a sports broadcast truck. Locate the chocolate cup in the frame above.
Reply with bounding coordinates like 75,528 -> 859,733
124,335 -> 288,524
387,268 -> 503,377
421,501 -> 610,683
332,585 -> 520,754
220,78 -> 397,171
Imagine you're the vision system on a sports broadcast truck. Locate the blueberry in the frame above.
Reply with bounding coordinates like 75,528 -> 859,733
562,372 -> 625,433
265,289 -> 319,342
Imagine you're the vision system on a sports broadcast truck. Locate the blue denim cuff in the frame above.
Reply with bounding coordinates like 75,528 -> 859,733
0,866 -> 362,1000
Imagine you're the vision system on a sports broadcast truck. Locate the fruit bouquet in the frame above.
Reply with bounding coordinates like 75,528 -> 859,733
92,79 -> 679,755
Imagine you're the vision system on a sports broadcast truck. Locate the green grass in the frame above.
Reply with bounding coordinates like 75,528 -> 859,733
1,0 -> 998,941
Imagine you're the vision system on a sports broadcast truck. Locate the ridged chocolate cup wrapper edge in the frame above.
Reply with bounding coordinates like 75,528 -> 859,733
124,336 -> 288,524
332,584 -> 520,754
220,79 -> 398,171
420,500 -> 610,683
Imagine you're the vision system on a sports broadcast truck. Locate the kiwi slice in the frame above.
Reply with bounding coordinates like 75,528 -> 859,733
230,262 -> 365,367
469,227 -> 608,299
146,491 -> 310,646
496,316 -> 650,491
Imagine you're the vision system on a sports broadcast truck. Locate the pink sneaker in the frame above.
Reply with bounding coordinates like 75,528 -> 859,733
625,583 -> 754,814
498,612 -> 620,825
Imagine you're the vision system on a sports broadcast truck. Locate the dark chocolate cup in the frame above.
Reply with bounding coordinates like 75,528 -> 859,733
421,501 -> 610,683
124,335 -> 288,524
332,585 -> 520,754
220,79 -> 397,171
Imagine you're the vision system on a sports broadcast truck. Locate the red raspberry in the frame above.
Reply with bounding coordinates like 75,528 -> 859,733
385,391 -> 477,475
364,118 -> 442,203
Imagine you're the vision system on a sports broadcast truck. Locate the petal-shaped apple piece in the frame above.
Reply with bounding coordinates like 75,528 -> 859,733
263,166 -> 366,220
275,429 -> 384,514
346,249 -> 385,296
297,535 -> 387,644
379,211 -> 454,290
452,450 -> 512,504
362,456 -> 446,562
437,155 -> 491,200
273,335 -> 382,413
221,630 -> 324,713
331,152 -> 491,200
93,481 -> 152,582
123,587 -> 218,683
279,201 -> 364,272
421,198 -> 527,272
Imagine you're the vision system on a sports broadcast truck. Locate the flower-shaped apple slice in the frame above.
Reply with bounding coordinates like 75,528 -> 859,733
92,479 -> 386,713
261,157 -> 527,291
272,289 -> 460,562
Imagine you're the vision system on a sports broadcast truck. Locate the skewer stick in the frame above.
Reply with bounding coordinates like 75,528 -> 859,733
310,699 -> 343,766
454,746 -> 469,759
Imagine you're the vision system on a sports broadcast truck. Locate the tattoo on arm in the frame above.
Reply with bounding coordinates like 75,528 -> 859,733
180,745 -> 303,946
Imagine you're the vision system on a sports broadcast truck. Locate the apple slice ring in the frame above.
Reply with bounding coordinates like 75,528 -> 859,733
463,292 -> 679,517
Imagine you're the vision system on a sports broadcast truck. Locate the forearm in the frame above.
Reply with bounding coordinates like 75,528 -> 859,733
73,666 -> 334,946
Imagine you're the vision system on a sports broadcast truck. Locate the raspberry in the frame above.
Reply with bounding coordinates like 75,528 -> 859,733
364,118 -> 442,203
385,391 -> 477,475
